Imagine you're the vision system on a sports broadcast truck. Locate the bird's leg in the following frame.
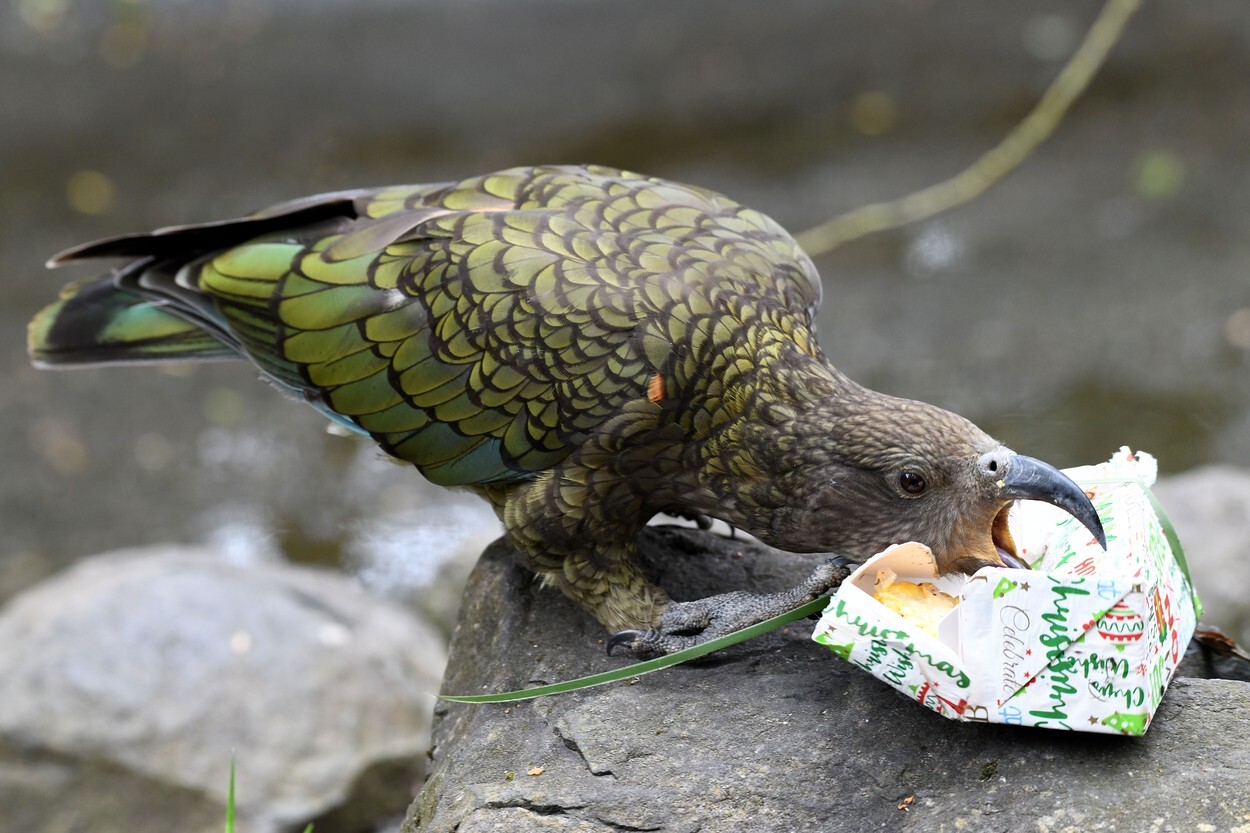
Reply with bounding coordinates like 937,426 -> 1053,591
491,412 -> 850,655
544,549 -> 672,635
495,465 -> 674,635
606,557 -> 852,657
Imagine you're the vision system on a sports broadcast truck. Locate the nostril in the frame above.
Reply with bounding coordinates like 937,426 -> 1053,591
980,448 -> 1013,478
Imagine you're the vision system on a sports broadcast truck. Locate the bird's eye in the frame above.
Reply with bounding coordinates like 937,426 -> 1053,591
899,470 -> 927,495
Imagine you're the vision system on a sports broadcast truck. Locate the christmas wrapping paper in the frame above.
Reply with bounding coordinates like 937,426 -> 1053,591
812,448 -> 1200,735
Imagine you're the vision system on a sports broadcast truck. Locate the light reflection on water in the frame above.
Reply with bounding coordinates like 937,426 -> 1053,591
191,422 -> 502,594
347,503 -> 501,597
194,504 -> 284,567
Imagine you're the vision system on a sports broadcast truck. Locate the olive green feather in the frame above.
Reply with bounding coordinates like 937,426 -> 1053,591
30,165 -> 819,489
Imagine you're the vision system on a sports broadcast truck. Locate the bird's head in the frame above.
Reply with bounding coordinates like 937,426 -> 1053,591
758,391 -> 1106,575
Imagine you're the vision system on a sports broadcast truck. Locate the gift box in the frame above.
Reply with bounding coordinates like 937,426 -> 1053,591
812,448 -> 1200,735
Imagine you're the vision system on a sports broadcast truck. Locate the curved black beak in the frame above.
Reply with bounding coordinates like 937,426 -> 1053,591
998,454 -> 1107,549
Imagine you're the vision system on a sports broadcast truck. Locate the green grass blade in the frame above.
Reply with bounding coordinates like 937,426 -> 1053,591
439,594 -> 830,703
224,756 -> 236,833
224,759 -> 314,832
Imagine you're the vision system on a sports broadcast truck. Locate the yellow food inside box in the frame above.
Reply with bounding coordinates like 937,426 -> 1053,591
872,568 -> 959,636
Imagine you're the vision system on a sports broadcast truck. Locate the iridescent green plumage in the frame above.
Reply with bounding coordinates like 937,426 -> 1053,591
36,166 -> 817,488
30,164 -> 1106,654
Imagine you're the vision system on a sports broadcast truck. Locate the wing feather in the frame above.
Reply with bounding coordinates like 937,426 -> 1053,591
61,165 -> 821,486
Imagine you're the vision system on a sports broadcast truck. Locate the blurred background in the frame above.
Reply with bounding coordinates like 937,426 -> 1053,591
3,0 -> 1248,633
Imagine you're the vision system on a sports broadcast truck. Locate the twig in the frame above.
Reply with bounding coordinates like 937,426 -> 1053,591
795,0 -> 1143,257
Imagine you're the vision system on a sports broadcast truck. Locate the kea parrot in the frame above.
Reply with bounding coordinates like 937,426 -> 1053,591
28,165 -> 1105,655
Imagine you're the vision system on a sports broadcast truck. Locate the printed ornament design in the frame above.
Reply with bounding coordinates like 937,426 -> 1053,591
1097,602 -> 1145,646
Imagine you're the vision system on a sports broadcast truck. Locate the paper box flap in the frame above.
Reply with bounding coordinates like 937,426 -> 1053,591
830,543 -> 966,667
842,543 -> 965,646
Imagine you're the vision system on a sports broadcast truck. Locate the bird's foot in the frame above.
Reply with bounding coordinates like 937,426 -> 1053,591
606,557 -> 853,657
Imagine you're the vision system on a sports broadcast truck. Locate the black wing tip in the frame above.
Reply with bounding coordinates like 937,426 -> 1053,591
46,191 -> 365,269
46,234 -> 151,268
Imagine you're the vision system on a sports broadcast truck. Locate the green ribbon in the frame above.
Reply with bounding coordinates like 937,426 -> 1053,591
438,595 -> 830,703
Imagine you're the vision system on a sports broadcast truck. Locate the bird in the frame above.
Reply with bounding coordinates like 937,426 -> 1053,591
28,164 -> 1105,655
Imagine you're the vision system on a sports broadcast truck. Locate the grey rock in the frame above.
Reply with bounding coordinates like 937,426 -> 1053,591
0,547 -> 447,833
407,527 -> 1250,833
1153,465 -> 1250,645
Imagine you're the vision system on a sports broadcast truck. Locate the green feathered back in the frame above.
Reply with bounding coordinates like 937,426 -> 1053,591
30,165 -> 822,487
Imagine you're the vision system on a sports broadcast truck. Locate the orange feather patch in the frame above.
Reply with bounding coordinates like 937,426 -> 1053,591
647,373 -> 665,403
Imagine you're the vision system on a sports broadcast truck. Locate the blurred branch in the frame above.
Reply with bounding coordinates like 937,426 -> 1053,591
796,0 -> 1143,257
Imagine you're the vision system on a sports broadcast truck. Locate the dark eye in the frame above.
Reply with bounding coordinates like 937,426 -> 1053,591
899,470 -> 927,495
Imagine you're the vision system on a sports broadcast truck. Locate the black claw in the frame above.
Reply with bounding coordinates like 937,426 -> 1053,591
828,554 -> 855,569
606,630 -> 644,656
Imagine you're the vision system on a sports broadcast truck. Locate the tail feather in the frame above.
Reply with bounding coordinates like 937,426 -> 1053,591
33,188 -> 365,372
28,276 -> 238,367
46,191 -> 362,266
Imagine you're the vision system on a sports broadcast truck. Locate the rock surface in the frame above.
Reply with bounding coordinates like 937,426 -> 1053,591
407,527 -> 1250,833
0,547 -> 447,833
